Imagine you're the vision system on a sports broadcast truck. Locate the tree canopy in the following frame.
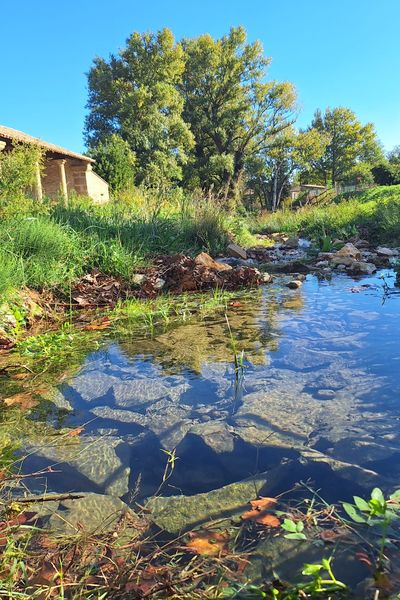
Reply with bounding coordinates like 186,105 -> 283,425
85,27 -> 390,207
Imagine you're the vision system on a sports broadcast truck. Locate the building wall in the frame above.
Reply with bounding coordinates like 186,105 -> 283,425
85,167 -> 110,204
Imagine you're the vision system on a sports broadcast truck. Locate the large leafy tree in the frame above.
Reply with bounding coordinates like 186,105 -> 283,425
247,128 -> 329,210
85,28 -> 194,187
180,27 -> 297,200
308,107 -> 383,185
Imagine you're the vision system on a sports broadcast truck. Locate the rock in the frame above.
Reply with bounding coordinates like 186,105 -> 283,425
42,493 -> 138,535
349,261 -> 377,275
153,278 -> 166,290
195,252 -> 232,272
227,243 -> 247,260
132,273 -> 147,286
286,280 -> 302,289
147,461 -> 297,533
261,272 -> 273,284
23,435 -> 131,497
284,236 -> 299,249
315,261 -> 329,267
236,258 -> 257,267
354,239 -> 370,249
315,389 -> 336,400
333,243 -> 361,261
332,239 -> 345,247
376,246 -> 399,257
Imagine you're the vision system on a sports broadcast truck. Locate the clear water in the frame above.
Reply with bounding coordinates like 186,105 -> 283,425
24,269 -> 400,504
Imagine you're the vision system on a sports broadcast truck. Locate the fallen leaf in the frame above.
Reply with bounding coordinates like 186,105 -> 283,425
3,392 -> 38,410
229,301 -> 243,308
185,529 -> 230,556
249,497 -> 277,511
83,317 -> 111,331
243,512 -> 280,527
66,426 -> 85,437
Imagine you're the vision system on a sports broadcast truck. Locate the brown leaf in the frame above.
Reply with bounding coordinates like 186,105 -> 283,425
249,497 -> 277,511
3,392 -> 38,410
185,529 -> 230,556
320,527 -> 347,542
66,426 -> 85,437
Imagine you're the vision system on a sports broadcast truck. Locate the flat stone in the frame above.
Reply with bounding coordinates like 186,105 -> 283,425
315,389 -> 336,400
23,435 -> 131,497
44,493 -> 137,535
376,246 -> 399,257
227,243 -> 247,260
146,462 -> 297,533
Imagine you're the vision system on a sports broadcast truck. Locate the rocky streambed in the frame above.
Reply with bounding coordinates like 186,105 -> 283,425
2,239 -> 400,594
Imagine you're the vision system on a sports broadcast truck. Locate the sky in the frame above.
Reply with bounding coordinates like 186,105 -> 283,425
1,0 -> 399,153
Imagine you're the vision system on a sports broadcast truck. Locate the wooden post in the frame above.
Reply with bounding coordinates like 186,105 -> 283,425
35,161 -> 43,202
56,159 -> 68,205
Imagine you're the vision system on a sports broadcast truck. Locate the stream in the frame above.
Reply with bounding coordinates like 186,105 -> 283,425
5,268 -> 400,593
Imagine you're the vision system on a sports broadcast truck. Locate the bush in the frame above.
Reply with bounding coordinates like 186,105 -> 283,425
0,144 -> 43,197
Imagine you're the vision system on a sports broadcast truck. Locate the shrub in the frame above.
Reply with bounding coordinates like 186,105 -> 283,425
0,144 -> 43,197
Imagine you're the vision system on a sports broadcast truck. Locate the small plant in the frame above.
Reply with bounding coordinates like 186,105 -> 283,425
281,518 -> 306,540
343,487 -> 400,567
301,556 -> 347,594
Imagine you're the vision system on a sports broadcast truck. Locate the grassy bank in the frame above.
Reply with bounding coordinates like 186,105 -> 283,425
257,185 -> 400,246
0,194 -> 257,300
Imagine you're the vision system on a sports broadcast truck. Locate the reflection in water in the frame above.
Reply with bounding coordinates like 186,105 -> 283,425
21,270 -> 400,503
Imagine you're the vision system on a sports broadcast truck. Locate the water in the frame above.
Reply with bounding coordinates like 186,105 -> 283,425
20,269 -> 400,510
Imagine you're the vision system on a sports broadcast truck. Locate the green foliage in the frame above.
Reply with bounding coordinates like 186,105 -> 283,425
89,134 -> 136,193
0,144 -> 43,197
281,518 -> 307,540
259,184 -> 400,245
181,26 -> 297,199
308,107 -> 383,184
85,28 -> 194,188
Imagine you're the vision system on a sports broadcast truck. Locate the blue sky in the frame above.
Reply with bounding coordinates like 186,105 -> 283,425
2,0 -> 399,153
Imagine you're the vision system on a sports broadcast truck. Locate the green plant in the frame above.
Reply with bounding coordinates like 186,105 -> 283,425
301,556 -> 347,594
343,487 -> 400,567
281,518 -> 306,540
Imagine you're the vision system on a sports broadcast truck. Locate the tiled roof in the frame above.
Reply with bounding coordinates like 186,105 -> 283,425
0,125 -> 94,163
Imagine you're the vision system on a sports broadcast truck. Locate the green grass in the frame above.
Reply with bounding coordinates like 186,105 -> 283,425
258,184 -> 400,246
0,190 -> 262,301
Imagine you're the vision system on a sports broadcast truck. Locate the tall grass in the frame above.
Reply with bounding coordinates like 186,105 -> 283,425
258,185 -> 400,245
0,191 -> 251,296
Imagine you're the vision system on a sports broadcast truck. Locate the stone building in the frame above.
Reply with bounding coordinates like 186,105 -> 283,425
0,125 -> 109,203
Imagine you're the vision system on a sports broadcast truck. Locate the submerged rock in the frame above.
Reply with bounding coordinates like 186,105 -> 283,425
286,279 -> 303,289
147,461 -> 297,533
23,435 -> 131,497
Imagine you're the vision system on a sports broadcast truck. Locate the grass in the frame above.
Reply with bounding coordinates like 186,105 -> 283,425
257,184 -> 400,246
0,192 -> 259,300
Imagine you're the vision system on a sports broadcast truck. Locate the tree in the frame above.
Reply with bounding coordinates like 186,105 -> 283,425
247,128 -> 329,210
180,27 -> 297,200
85,28 -> 194,187
89,134 -> 136,194
308,107 -> 383,185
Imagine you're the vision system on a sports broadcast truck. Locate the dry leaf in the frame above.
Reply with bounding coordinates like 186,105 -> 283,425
249,497 -> 277,511
66,427 -> 85,437
10,373 -> 30,381
3,392 -> 38,410
185,529 -> 230,556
